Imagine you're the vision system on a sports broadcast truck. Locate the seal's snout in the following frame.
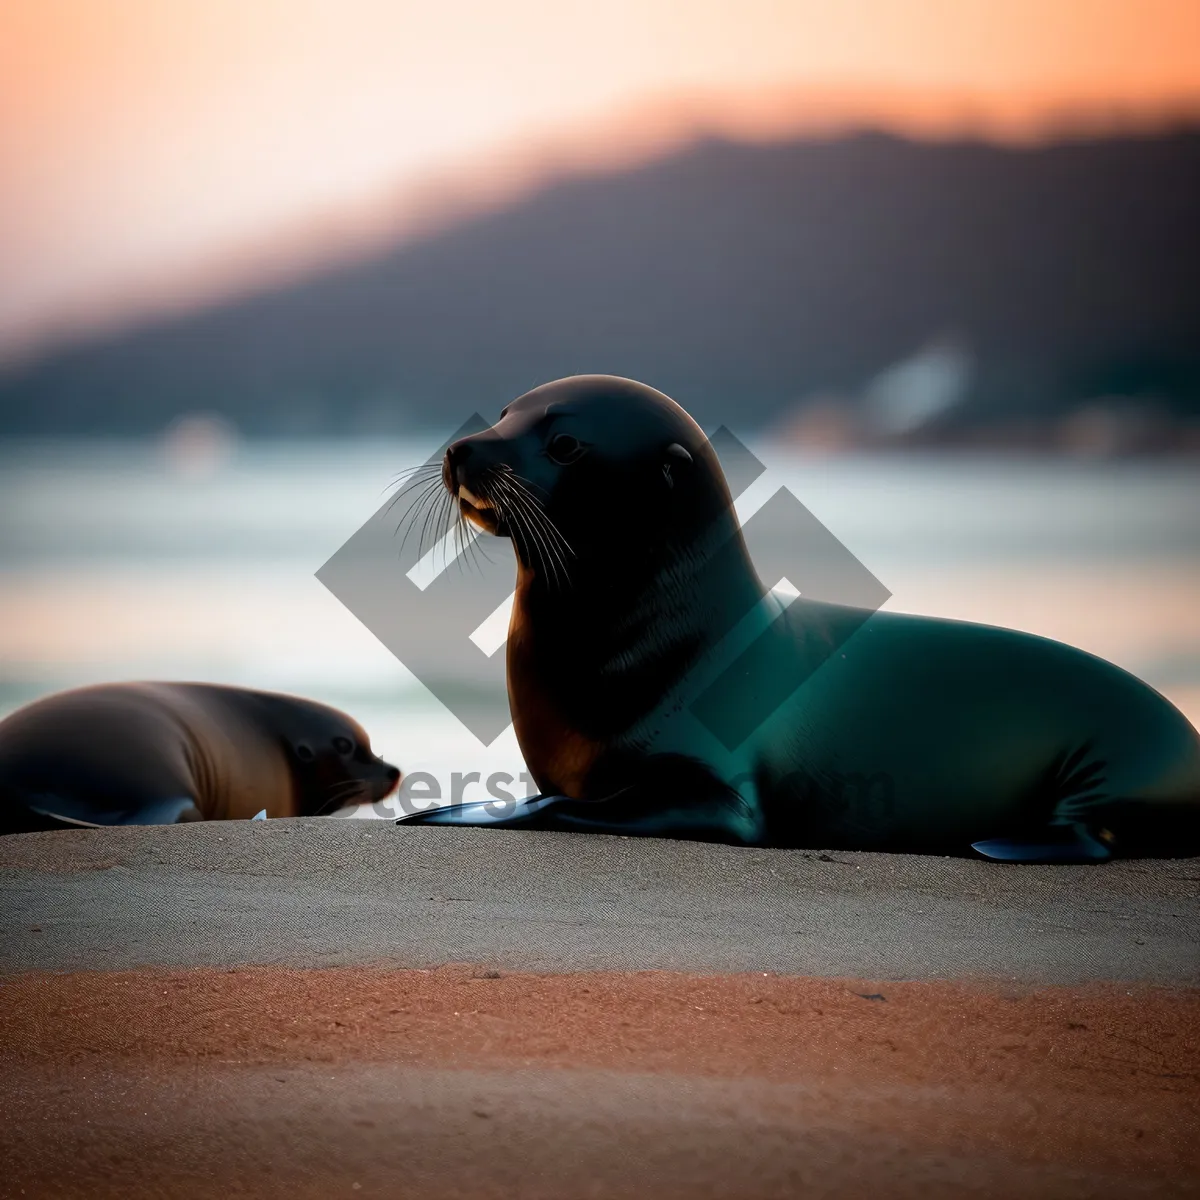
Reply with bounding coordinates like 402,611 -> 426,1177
443,439 -> 475,495
371,761 -> 402,802
445,440 -> 488,501
444,438 -> 501,531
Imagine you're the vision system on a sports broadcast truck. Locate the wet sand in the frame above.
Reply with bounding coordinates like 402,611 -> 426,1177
2,965 -> 1197,1198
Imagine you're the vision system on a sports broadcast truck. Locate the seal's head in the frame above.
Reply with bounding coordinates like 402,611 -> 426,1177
243,690 -> 401,814
442,375 -> 740,592
440,377 -> 765,797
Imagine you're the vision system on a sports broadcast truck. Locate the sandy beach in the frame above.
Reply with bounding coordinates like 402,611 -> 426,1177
1,821 -> 1198,1196
2,965 -> 1197,1198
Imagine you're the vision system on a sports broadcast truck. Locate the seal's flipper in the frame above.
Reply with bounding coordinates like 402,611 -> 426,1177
24,793 -> 203,827
972,823 -> 1114,864
396,793 -> 566,827
397,766 -> 758,845
10,796 -> 102,831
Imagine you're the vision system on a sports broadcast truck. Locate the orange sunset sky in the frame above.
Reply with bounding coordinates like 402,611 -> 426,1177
2,0 -> 1199,359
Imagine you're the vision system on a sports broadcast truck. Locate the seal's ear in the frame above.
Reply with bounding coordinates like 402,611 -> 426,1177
662,443 -> 692,490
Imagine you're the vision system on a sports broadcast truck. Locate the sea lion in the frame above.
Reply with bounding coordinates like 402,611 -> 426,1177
0,682 -> 400,834
416,374 -> 1200,862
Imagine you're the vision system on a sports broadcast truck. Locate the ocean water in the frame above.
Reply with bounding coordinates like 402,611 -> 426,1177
1,438 -> 1197,816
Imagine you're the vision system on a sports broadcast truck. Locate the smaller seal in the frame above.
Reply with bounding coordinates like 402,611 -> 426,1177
0,682 -> 400,834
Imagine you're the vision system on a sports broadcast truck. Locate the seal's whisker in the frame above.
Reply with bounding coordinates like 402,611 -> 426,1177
414,489 -> 448,564
495,477 -> 561,588
488,478 -> 537,577
490,475 -> 543,579
467,522 -> 495,566
316,781 -> 368,815
494,475 -> 569,590
383,462 -> 445,517
508,514 -> 538,577
419,487 -> 455,567
383,459 -> 444,494
503,477 -> 571,565
488,475 -> 545,581
396,487 -> 451,575
399,484 -> 436,562
458,476 -> 498,578
390,484 -> 446,560
404,480 -> 447,542
461,472 -> 507,574
499,475 -> 574,587
449,493 -> 476,576
508,509 -> 542,581
496,464 -> 549,502
450,497 -> 473,576
525,500 -> 573,583
386,458 -> 442,482
462,512 -> 491,574
522,498 -> 568,590
503,473 -> 576,561
392,476 -> 445,549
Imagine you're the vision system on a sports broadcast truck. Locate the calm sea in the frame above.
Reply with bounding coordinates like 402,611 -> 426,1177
1,438 -> 1197,813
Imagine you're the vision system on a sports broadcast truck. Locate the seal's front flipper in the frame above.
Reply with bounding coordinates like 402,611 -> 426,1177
972,822 -> 1114,864
24,793 -> 203,827
397,756 -> 761,846
396,793 -> 565,827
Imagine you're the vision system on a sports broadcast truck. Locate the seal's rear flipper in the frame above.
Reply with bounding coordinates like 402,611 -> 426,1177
972,823 -> 1114,864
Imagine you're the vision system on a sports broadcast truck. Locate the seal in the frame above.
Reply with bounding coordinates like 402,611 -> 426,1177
0,682 -> 401,833
423,374 -> 1200,862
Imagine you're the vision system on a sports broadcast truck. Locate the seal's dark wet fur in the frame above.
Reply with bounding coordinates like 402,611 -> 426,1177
436,375 -> 1200,861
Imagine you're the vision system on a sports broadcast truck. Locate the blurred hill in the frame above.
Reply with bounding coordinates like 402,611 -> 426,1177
1,128 -> 1198,446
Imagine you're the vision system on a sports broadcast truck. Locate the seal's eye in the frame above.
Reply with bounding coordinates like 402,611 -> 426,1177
546,433 -> 585,465
332,736 -> 354,755
295,742 -> 315,762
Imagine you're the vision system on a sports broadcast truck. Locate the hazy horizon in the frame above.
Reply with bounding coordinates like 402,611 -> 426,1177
4,0 -> 1200,362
